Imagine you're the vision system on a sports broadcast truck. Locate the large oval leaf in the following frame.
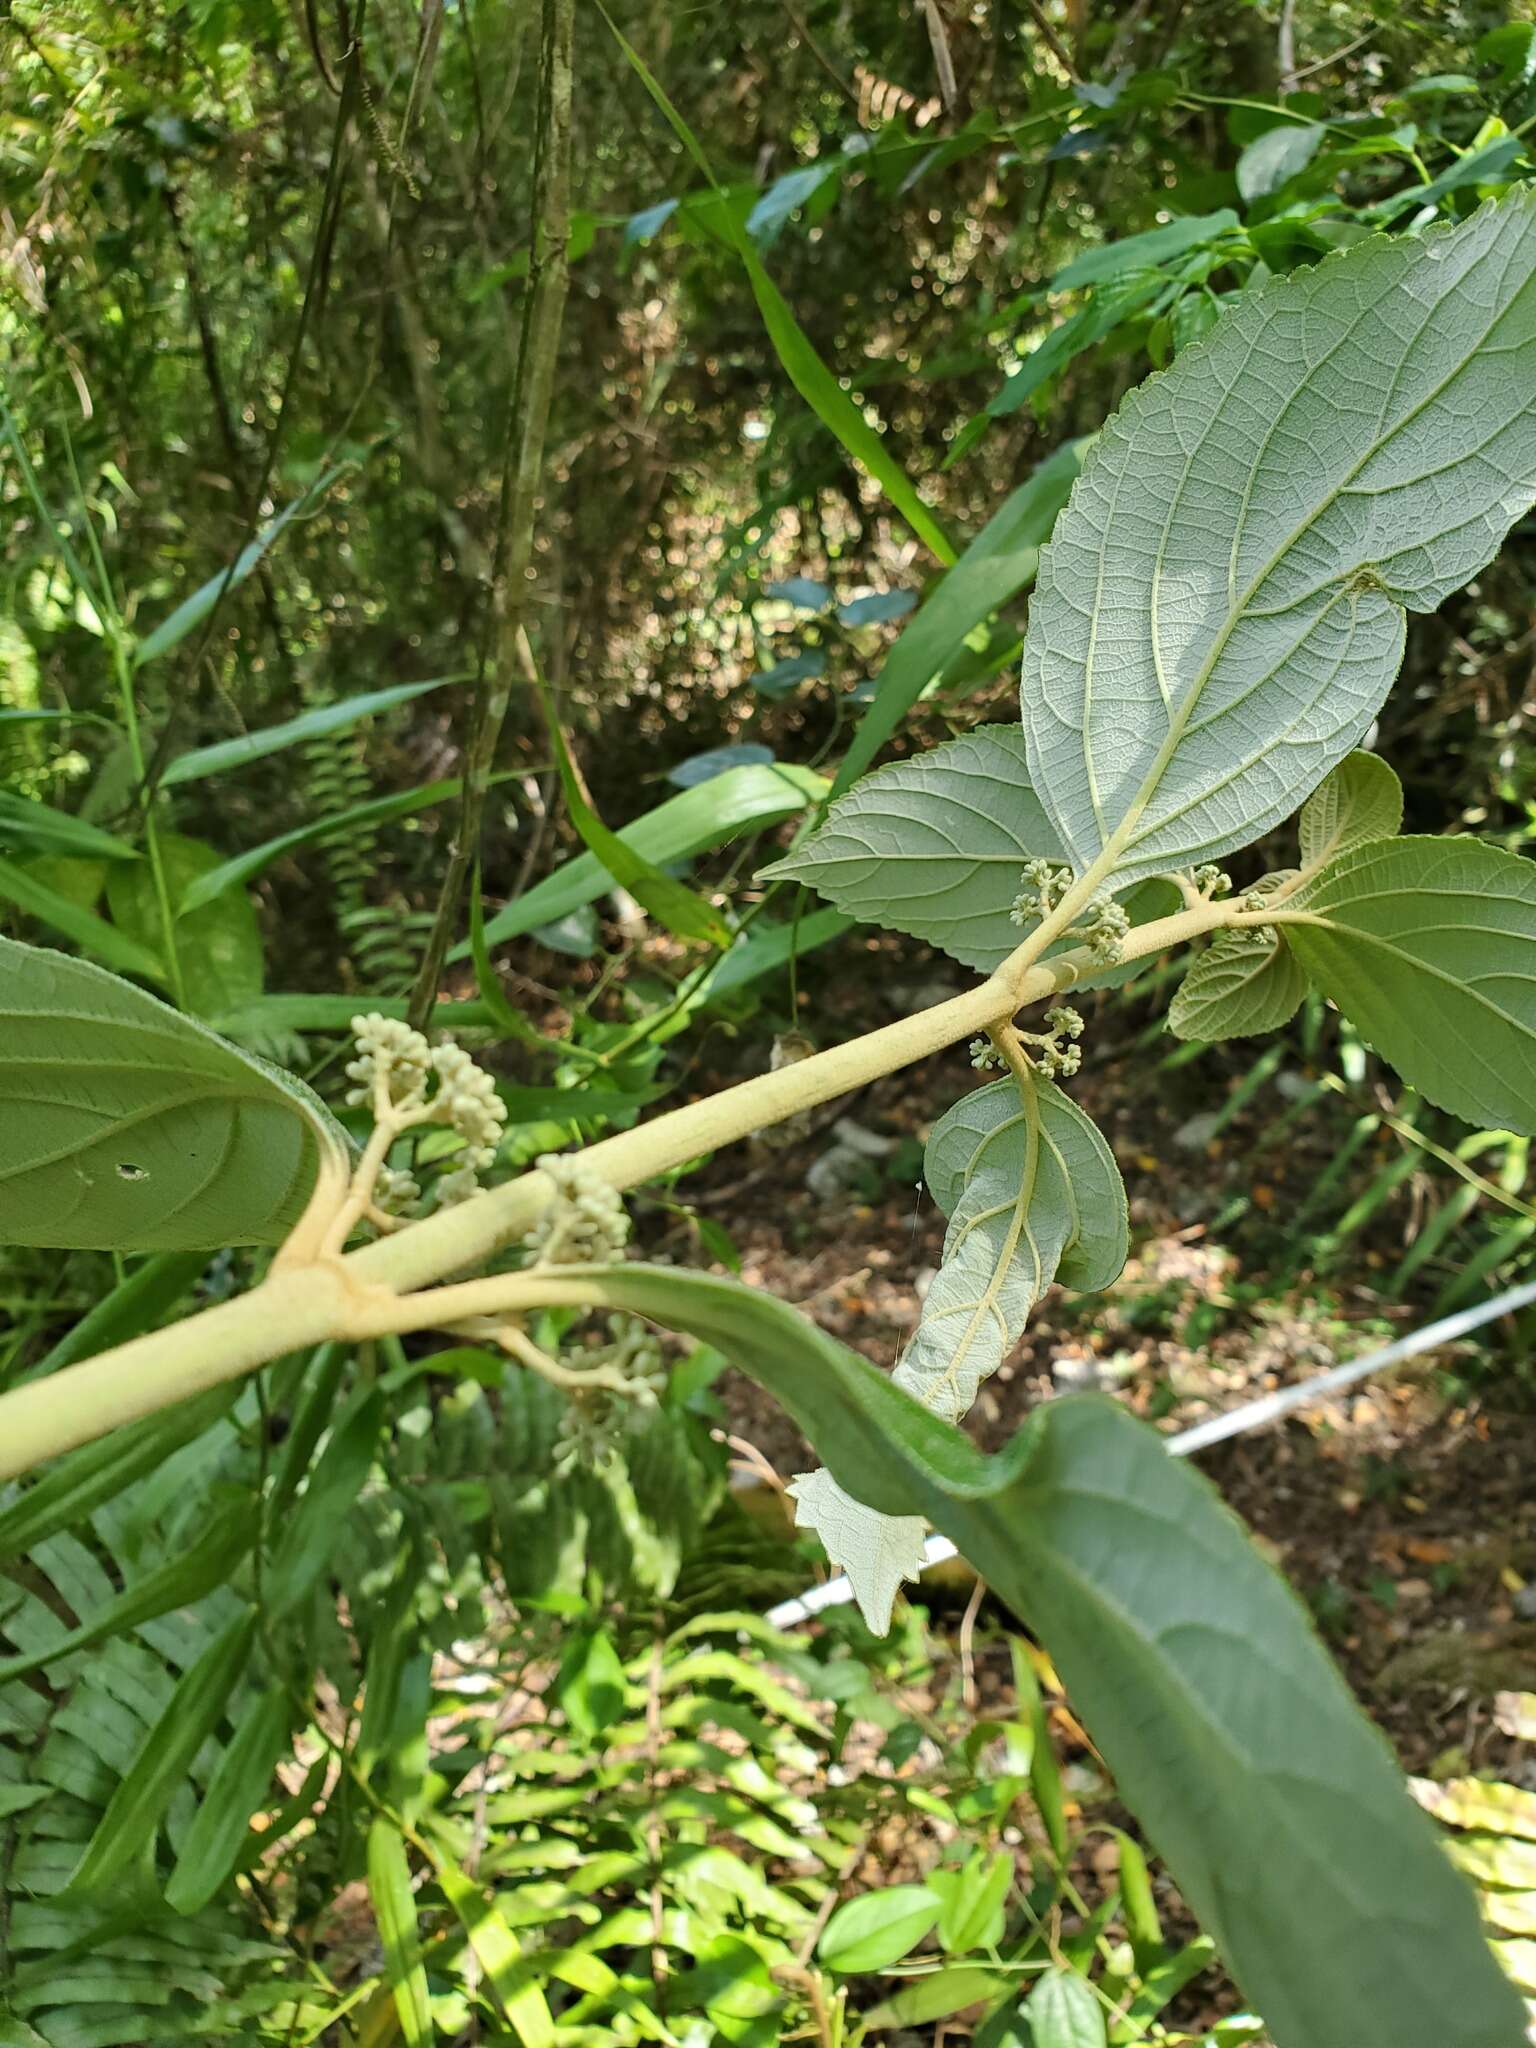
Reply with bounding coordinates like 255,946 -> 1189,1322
106,831 -> 264,1019
1022,193 -> 1536,887
791,1073 -> 1126,1628
1285,834 -> 1536,1132
819,1885 -> 939,1973
547,1262 -> 1528,2048
0,937 -> 345,1249
765,725 -> 1181,980
764,725 -> 1065,971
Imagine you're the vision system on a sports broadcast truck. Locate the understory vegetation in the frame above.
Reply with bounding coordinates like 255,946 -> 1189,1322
5,4 -> 1536,2046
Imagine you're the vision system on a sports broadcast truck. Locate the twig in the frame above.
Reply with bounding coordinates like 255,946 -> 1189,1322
779,0 -> 860,108
408,0 -> 575,1030
1291,27 -> 1375,83
958,1572 -> 986,1711
921,0 -> 959,113
1277,0 -> 1298,94
1022,0 -> 1076,81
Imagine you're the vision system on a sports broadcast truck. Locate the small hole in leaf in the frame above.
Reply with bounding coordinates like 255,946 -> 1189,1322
117,1162 -> 149,1182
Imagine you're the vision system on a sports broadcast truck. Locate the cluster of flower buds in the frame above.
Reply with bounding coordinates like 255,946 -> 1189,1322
1077,891 -> 1130,964
969,1037 -> 1005,1072
429,1042 -> 508,1204
1009,857 -> 1074,928
1229,869 -> 1297,947
346,1014 -> 509,1210
1026,1003 -> 1085,1078
524,1155 -> 631,1265
1190,864 -> 1233,899
374,1164 -> 422,1216
1008,861 -> 1129,966
345,1014 -> 432,1110
550,1316 -> 665,1473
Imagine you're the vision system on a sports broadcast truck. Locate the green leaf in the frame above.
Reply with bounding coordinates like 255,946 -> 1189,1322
1027,1967 -> 1107,2047
67,1605 -> 257,1895
819,1885 -> 939,1972
1236,123 -> 1324,202
367,1818 -> 437,2045
563,1263 -> 1527,2048
977,272 -> 1166,432
1021,195 -> 1536,890
0,851 -> 166,980
0,791 -> 139,863
753,649 -> 825,695
556,1629 -> 627,1741
434,1855 -> 556,2048
107,831 -> 264,1017
179,773 -> 487,911
0,936 -> 346,1250
1112,1827 -> 1164,1970
165,1687 -> 291,1915
132,463 -> 350,668
266,1384 -> 385,1614
465,762 -> 824,958
931,1848 -> 1013,1953
765,726 -> 1065,971
1169,925 -> 1307,1041
1286,835 -> 1536,1132
862,1964 -> 1010,2029
599,7 -> 955,564
832,444 -> 1081,798
537,678 -> 732,947
791,1072 -> 1125,1630
165,679 -> 462,790
1368,137 -> 1525,224
1051,210 -> 1239,290
1298,751 -> 1403,870
0,1496 -> 254,1682
838,589 -> 916,626
160,675 -> 460,786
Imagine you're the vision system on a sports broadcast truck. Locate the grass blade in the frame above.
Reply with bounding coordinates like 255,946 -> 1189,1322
66,1605 -> 258,1895
0,852 -> 165,980
165,1687 -> 292,1915
133,463 -> 352,669
458,761 -> 824,958
832,443 -> 1080,798
599,5 -> 954,564
531,648 -> 732,947
435,1853 -> 556,2048
367,1818 -> 437,2045
162,675 -> 462,788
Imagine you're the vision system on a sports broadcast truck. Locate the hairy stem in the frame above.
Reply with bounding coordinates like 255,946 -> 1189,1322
0,898 -> 1253,1479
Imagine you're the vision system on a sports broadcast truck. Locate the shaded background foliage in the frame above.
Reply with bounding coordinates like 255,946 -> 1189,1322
6,1 -> 1536,2043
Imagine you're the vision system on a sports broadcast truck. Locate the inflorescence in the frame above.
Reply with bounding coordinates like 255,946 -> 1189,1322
1009,858 -> 1129,964
346,1013 -> 510,1214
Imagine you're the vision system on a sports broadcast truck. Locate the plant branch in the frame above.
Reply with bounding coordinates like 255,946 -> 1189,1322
0,896 -> 1253,1479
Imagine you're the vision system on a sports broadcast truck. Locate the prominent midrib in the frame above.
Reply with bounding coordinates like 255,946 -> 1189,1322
1282,910 -> 1534,1040
926,1077 -> 1045,1411
1093,228 -> 1525,867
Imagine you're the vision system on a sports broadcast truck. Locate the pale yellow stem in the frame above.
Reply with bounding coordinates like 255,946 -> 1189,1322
0,897 -> 1256,1481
